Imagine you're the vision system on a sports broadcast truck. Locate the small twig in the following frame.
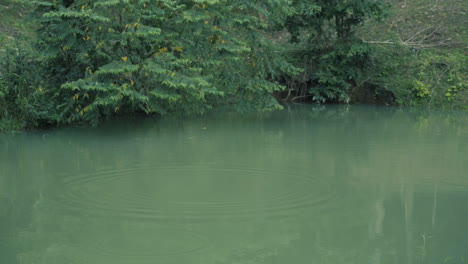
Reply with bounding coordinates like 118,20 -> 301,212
291,94 -> 312,101
416,25 -> 444,45
364,40 -> 396,45
363,40 -> 454,48
403,26 -> 433,43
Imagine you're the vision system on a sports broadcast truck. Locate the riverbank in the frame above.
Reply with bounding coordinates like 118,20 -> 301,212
1,0 -> 466,133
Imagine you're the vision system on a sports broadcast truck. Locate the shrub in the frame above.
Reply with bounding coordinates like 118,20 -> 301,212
31,0 -> 297,125
371,46 -> 468,109
0,45 -> 54,130
280,0 -> 389,103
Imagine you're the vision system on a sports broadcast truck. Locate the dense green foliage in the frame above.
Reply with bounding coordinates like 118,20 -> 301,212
281,0 -> 389,103
0,0 -> 467,131
0,46 -> 52,131
370,48 -> 467,109
29,0 -> 297,126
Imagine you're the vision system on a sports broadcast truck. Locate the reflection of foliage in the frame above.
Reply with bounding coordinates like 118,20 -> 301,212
13,196 -> 80,264
441,256 -> 468,264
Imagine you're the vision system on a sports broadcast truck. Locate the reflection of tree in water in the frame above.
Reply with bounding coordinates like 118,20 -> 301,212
0,193 -> 15,263
259,105 -> 468,263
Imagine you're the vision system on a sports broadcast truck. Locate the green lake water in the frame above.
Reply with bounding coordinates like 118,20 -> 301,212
1,105 -> 467,264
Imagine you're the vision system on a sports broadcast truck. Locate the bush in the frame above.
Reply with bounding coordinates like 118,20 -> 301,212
31,0 -> 297,125
370,46 -> 468,109
0,45 -> 55,130
280,0 -> 389,103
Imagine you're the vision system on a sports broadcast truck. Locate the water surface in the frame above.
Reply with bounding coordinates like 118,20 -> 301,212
1,105 -> 467,264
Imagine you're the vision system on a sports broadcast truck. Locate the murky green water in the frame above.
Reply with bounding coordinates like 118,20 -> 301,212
1,105 -> 467,264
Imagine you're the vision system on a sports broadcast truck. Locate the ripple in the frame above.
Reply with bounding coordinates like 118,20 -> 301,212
54,165 -> 339,221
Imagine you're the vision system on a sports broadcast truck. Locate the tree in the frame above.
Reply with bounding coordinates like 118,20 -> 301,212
31,0 -> 296,125
282,0 -> 389,103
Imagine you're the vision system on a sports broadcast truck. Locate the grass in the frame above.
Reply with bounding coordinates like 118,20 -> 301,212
360,0 -> 467,50
0,0 -> 34,49
0,0 -> 34,132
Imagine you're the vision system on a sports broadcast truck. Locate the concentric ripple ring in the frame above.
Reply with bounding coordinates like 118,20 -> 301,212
53,165 -> 339,221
